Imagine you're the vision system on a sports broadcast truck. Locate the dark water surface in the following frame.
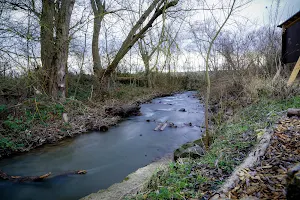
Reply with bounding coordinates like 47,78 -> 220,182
0,91 -> 204,200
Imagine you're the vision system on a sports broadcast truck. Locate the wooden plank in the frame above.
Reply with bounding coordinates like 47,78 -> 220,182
160,122 -> 168,131
154,123 -> 162,131
287,56 -> 300,86
285,17 -> 300,29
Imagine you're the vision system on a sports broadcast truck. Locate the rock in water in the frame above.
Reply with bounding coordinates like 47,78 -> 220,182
287,163 -> 300,200
174,142 -> 205,161
179,108 -> 186,112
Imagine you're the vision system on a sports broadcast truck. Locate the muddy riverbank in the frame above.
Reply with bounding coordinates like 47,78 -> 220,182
0,92 -> 174,159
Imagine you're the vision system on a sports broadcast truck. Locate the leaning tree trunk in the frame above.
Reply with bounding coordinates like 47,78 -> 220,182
99,0 -> 179,89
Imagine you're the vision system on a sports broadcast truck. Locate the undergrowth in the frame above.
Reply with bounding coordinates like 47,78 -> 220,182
129,95 -> 300,199
0,95 -> 67,150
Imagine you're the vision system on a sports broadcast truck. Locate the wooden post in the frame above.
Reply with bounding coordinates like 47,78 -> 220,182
287,56 -> 300,86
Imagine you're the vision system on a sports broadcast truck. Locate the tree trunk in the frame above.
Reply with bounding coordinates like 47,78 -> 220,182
146,65 -> 151,88
40,0 -> 75,100
91,0 -> 105,75
55,0 -> 75,101
92,18 -> 102,75
203,0 -> 236,149
100,0 -> 178,83
0,169 -> 86,182
141,55 -> 151,88
40,0 -> 55,96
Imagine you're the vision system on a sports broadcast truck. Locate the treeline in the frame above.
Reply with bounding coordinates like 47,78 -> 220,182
0,0 -> 186,102
0,0 -> 291,105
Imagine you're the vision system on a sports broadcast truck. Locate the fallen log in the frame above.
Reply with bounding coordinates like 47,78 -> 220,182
154,123 -> 162,131
0,169 -> 86,182
287,108 -> 300,117
105,104 -> 141,117
160,122 -> 168,131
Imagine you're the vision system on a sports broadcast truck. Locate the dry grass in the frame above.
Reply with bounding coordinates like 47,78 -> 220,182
206,71 -> 300,109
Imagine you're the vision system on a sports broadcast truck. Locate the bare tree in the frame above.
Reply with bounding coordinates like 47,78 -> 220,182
99,0 -> 179,89
40,0 -> 75,100
138,28 -> 165,87
202,0 -> 237,148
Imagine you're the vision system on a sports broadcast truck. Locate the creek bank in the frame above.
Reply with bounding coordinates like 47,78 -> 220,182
0,91 -> 175,159
212,115 -> 300,199
81,157 -> 171,200
128,95 -> 300,199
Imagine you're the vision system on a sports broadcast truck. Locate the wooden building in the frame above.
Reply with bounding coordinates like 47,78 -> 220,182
278,10 -> 300,64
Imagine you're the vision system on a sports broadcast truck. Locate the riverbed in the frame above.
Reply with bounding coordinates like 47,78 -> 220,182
0,91 -> 204,200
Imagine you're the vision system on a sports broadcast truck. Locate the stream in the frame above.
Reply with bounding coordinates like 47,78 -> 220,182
0,91 -> 204,200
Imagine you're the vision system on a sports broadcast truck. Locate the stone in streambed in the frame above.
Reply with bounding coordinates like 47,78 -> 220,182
174,141 -> 205,161
100,125 -> 109,132
179,108 -> 186,112
169,122 -> 177,128
287,163 -> 300,200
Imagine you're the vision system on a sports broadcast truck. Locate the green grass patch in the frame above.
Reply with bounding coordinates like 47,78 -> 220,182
0,96 -> 68,151
130,95 -> 300,199
0,136 -> 24,150
2,97 -> 65,133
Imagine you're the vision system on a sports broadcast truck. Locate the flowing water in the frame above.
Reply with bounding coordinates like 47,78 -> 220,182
0,91 -> 204,200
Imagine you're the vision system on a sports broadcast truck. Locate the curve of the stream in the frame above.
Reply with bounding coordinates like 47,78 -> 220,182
0,91 -> 204,200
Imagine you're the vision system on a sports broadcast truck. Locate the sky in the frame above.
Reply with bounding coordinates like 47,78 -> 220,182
172,0 -> 300,72
2,0 -> 300,74
242,0 -> 300,25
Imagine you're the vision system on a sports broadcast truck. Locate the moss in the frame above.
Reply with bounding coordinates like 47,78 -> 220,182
181,142 -> 194,149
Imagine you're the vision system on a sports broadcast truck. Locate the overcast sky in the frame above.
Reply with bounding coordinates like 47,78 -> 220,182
2,0 -> 300,74
175,0 -> 300,71
243,0 -> 300,25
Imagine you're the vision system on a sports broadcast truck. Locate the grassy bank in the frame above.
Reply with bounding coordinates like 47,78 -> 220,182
128,86 -> 300,199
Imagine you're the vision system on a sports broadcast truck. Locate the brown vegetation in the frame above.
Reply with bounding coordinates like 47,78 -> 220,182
217,116 -> 300,199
